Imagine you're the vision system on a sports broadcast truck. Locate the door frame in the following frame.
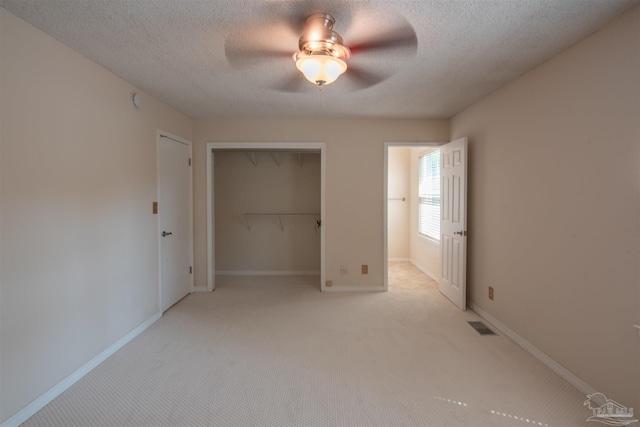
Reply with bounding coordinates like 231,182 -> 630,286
383,142 -> 442,291
157,130 -> 194,310
206,142 -> 326,292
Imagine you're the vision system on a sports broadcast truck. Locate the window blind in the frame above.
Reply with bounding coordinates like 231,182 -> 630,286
418,150 -> 440,240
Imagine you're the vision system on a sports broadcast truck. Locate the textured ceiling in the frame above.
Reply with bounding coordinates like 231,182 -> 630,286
1,0 -> 637,119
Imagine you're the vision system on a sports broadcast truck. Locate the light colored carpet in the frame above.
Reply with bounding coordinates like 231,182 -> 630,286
388,261 -> 438,291
24,263 -> 590,426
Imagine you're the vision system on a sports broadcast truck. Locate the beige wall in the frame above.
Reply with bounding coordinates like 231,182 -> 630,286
409,147 -> 441,277
451,6 -> 639,410
214,151 -> 321,273
0,8 -> 193,422
194,119 -> 449,287
387,148 -> 410,260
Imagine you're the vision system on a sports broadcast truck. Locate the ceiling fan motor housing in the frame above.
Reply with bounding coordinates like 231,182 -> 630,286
296,13 -> 351,61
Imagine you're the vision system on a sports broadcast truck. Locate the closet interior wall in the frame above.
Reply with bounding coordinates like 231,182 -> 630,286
214,151 -> 321,275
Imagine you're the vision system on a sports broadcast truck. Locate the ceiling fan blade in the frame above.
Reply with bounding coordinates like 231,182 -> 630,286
343,65 -> 390,91
224,20 -> 298,69
225,46 -> 292,69
271,73 -> 310,93
348,22 -> 418,56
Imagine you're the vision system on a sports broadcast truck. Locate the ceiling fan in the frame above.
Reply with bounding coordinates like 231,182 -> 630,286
224,10 -> 418,92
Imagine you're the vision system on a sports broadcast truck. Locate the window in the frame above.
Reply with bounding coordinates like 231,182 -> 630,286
418,150 -> 440,241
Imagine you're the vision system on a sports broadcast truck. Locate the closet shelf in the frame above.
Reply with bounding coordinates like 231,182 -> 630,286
244,151 -> 307,167
242,213 -> 321,232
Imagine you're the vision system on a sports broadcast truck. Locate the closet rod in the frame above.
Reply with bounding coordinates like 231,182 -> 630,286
244,213 -> 320,216
242,213 -> 321,232
388,197 -> 406,201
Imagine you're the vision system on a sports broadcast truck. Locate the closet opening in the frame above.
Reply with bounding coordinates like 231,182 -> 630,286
206,142 -> 326,291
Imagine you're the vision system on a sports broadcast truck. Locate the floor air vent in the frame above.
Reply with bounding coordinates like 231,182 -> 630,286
468,321 -> 496,335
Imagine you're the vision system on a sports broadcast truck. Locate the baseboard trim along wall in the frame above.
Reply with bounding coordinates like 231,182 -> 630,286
1,312 -> 162,427
470,302 -> 596,397
409,259 -> 439,282
215,270 -> 320,276
192,285 -> 209,293
323,285 -> 385,292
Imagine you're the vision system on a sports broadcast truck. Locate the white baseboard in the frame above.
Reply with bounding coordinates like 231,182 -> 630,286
192,285 -> 209,292
1,312 -> 162,427
388,257 -> 410,262
216,270 -> 320,276
323,285 -> 385,292
409,259 -> 440,282
469,302 -> 596,397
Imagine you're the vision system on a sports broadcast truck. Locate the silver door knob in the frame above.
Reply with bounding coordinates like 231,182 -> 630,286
454,231 -> 467,236
162,231 -> 173,237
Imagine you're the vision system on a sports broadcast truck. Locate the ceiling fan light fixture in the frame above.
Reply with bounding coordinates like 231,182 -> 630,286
295,53 -> 347,86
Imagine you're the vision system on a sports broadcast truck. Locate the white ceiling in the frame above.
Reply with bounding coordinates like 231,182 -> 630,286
1,0 -> 637,119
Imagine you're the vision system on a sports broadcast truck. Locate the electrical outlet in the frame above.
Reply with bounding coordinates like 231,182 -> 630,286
340,265 -> 348,275
489,286 -> 494,301
361,264 -> 368,274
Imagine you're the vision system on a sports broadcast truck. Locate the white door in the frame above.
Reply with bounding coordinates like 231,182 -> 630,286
158,134 -> 192,312
439,137 -> 468,310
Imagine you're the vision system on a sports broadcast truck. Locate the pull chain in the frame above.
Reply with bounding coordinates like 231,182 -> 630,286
318,84 -> 325,111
